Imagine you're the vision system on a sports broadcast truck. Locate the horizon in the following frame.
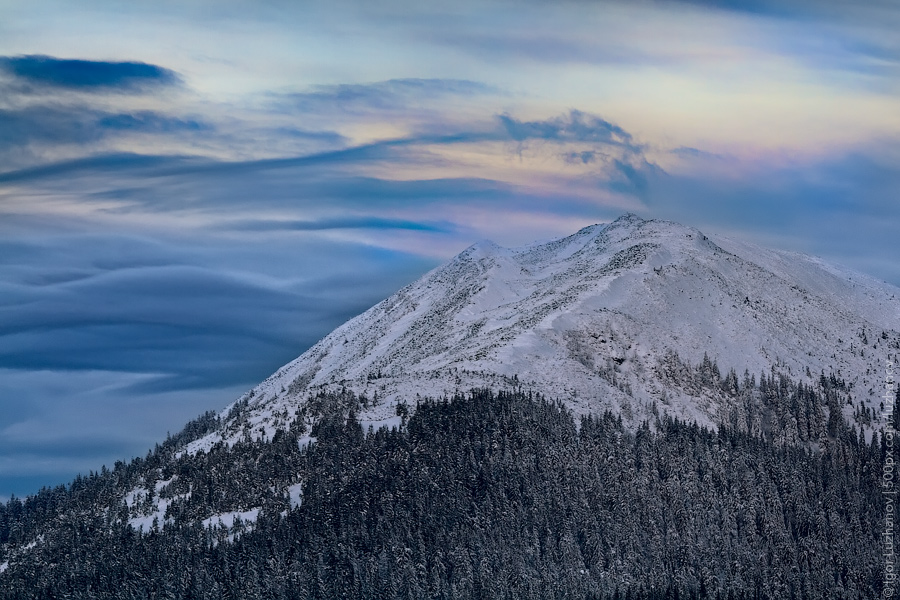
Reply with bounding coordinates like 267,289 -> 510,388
2,0 -> 899,499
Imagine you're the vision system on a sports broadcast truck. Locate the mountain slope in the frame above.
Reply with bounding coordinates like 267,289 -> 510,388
1,390 -> 886,600
186,214 -> 899,453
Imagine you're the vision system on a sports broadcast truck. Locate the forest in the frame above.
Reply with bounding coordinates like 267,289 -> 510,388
0,365 -> 894,599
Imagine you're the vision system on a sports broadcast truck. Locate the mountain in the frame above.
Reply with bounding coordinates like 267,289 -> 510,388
186,213 -> 898,453
1,214 -> 897,599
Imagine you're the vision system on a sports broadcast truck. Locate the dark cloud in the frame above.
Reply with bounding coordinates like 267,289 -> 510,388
280,176 -> 517,209
272,126 -> 348,145
0,106 -> 107,148
563,150 -> 601,164
281,78 -> 497,112
499,110 -> 634,146
607,159 -> 658,197
97,111 -> 210,134
674,0 -> 892,19
0,232 -> 437,395
0,55 -> 181,91
670,146 -> 727,160
671,0 -> 792,16
0,132 -> 486,193
0,107 -> 213,162
0,144 -> 412,188
495,111 -> 657,198
223,216 -> 454,233
0,153 -> 203,182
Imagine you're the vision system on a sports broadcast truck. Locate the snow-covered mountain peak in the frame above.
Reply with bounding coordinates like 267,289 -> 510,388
184,215 -> 900,454
458,238 -> 505,258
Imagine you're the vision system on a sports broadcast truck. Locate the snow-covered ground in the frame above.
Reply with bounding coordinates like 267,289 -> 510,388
123,472 -> 268,536
0,536 -> 43,574
287,482 -> 304,509
201,508 -> 260,530
125,476 -> 190,532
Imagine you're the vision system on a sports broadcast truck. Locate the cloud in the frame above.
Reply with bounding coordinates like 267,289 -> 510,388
96,111 -> 211,134
0,232 -> 438,394
562,150 -> 601,165
0,152 -> 596,225
609,158 -> 660,197
0,107 -> 655,222
493,111 -> 657,198
0,152 -> 182,182
223,216 -> 454,233
670,146 -> 728,160
0,109 -> 630,184
280,78 -> 497,113
0,60 -> 648,185
0,55 -> 181,92
271,126 -> 348,145
0,106 -> 107,148
673,0 -> 895,20
499,110 -> 635,146
0,107 -> 214,166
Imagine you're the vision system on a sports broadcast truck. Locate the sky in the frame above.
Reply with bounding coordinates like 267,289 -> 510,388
1,0 -> 899,500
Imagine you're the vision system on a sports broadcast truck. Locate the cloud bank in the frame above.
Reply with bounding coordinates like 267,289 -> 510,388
0,55 -> 181,91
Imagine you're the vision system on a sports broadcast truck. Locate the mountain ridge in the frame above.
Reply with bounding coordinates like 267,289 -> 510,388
183,214 -> 899,455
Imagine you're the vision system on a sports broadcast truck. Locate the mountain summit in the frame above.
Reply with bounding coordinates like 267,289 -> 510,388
186,214 -> 899,453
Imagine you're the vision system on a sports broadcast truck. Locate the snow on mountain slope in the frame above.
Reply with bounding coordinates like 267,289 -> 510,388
185,214 -> 900,453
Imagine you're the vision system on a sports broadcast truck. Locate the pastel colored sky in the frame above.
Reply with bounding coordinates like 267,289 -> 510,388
1,0 -> 899,499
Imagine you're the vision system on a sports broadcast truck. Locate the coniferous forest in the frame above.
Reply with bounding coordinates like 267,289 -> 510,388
0,368 -> 894,599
